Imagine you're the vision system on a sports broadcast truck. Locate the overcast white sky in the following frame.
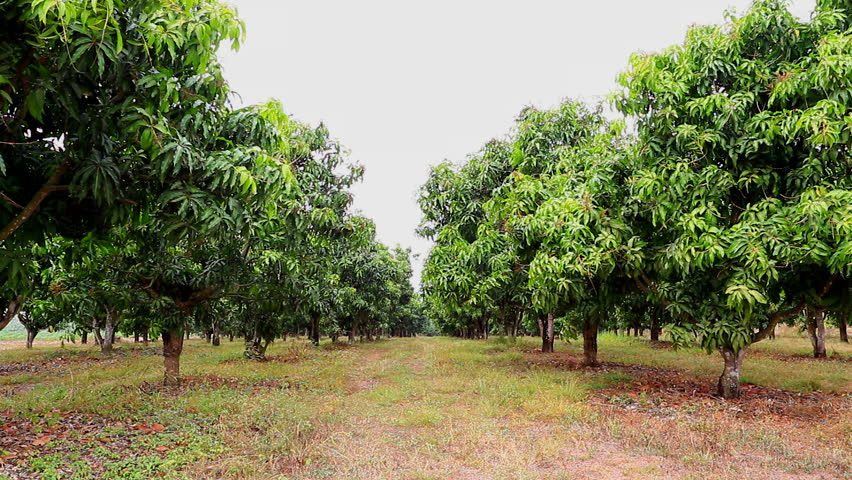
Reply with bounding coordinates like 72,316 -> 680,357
218,0 -> 815,286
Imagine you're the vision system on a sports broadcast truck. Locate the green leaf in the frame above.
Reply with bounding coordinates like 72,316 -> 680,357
26,89 -> 46,122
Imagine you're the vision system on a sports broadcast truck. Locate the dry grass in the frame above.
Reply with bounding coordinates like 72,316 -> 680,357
0,332 -> 849,480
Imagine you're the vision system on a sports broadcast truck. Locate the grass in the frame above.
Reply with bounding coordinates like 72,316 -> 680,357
0,330 -> 849,479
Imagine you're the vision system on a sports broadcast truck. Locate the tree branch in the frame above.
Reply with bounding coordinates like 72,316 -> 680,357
0,192 -> 24,209
0,295 -> 25,331
752,301 -> 806,344
0,159 -> 72,243
752,273 -> 839,344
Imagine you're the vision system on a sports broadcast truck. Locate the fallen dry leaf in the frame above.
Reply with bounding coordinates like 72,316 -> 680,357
31,436 -> 53,446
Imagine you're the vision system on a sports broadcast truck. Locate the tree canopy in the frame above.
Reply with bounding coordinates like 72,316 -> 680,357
419,0 -> 852,398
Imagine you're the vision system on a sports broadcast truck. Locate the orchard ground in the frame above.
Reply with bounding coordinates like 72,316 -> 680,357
0,329 -> 849,480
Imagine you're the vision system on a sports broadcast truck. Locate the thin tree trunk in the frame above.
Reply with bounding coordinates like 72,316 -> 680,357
81,331 -> 88,344
93,317 -> 104,346
839,309 -> 849,343
350,315 -> 360,344
18,312 -> 37,349
582,317 -> 599,366
211,320 -> 220,346
541,314 -> 555,353
649,309 -> 661,342
310,315 -> 320,346
101,313 -> 115,353
805,308 -> 827,358
142,328 -> 149,345
510,310 -> 521,341
717,347 -> 746,399
25,328 -> 37,349
162,327 -> 184,386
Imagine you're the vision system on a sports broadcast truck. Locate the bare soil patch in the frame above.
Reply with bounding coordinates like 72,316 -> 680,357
520,350 -> 850,421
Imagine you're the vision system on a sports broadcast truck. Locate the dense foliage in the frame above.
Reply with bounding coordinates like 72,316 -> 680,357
420,0 -> 851,398
0,0 -> 421,384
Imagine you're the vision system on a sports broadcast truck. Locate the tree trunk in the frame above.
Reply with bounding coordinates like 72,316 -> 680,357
25,328 -> 37,349
244,337 -> 268,360
101,313 -> 115,353
510,310 -> 521,341
93,322 -> 104,346
185,330 -> 190,340
142,328 -> 149,345
310,315 -> 320,346
228,333 -> 234,342
839,309 -> 849,343
350,314 -> 364,344
134,331 -> 140,343
81,331 -> 88,344
541,314 -> 555,353
717,347 -> 746,399
162,327 -> 184,386
805,308 -> 827,358
18,312 -> 37,349
582,317 -> 599,366
211,320 -> 221,346
649,310 -> 661,342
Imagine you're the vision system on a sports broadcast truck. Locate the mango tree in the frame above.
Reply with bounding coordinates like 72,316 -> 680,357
483,100 -> 633,361
1,0 -> 249,374
419,141 -> 528,340
616,0 -> 852,398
